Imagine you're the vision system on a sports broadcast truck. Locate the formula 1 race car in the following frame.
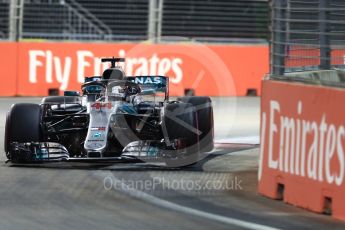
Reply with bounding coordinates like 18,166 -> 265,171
4,58 -> 214,167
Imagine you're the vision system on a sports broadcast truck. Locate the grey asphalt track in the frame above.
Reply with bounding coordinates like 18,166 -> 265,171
0,97 -> 344,230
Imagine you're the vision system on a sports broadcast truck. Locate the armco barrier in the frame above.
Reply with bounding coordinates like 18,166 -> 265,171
259,80 -> 345,220
0,42 -> 268,96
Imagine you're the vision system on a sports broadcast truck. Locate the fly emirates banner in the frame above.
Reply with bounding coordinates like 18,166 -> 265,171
0,42 -> 268,96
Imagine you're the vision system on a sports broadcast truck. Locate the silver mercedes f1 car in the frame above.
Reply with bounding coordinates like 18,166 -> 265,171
4,58 -> 214,167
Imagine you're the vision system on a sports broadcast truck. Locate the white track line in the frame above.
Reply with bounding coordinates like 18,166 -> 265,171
99,172 -> 280,230
215,135 -> 260,145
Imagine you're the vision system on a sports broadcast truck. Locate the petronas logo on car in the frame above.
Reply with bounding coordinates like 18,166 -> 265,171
93,132 -> 102,138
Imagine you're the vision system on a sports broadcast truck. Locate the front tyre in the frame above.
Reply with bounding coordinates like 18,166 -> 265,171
4,103 -> 42,161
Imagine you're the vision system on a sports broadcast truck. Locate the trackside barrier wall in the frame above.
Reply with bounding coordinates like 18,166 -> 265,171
0,42 -> 18,95
0,42 -> 268,96
259,80 -> 345,220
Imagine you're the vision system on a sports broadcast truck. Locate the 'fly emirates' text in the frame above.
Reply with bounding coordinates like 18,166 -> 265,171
29,49 -> 183,90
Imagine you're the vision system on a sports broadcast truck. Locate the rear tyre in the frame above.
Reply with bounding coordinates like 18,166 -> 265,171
178,96 -> 214,152
4,103 -> 42,161
162,102 -> 199,167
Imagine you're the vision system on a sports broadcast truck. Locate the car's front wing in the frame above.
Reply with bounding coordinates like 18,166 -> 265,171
7,140 -> 184,164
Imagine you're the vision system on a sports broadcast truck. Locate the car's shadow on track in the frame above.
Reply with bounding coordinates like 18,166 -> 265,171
3,143 -> 258,172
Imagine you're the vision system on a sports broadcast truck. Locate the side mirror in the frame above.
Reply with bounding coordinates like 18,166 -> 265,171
141,89 -> 156,95
64,91 -> 80,96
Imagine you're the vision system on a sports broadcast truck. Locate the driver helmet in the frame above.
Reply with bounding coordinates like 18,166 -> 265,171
111,85 -> 125,99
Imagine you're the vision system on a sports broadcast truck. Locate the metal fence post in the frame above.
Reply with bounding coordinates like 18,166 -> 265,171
8,0 -> 24,41
271,0 -> 287,76
8,0 -> 17,41
319,0 -> 331,70
148,0 -> 163,43
148,0 -> 157,42
17,0 -> 24,40
156,0 -> 163,43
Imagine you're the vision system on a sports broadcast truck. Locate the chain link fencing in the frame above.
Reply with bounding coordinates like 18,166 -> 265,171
271,0 -> 345,75
0,0 -> 269,43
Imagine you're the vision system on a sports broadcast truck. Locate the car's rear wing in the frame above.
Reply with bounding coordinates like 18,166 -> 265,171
126,76 -> 169,100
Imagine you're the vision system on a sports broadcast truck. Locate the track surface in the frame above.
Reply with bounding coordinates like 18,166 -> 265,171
0,97 -> 344,230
